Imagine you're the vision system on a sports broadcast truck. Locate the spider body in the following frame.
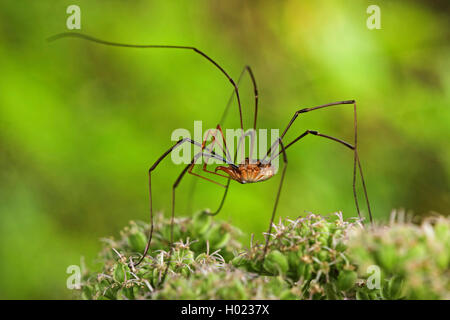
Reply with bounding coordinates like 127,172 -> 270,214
215,158 -> 276,184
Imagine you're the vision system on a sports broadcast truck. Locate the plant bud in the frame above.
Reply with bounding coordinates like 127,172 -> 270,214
263,250 -> 289,275
113,263 -> 128,283
192,211 -> 212,235
337,270 -> 357,291
127,230 -> 147,253
377,244 -> 398,272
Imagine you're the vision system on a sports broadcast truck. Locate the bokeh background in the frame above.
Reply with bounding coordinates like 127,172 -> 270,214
0,0 -> 448,299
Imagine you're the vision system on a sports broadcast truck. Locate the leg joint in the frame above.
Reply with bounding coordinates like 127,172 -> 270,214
296,108 -> 308,115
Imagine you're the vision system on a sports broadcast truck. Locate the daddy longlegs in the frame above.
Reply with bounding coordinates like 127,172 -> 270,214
49,32 -> 373,284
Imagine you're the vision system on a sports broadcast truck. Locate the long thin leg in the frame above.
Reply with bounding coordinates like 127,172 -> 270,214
272,128 -> 373,225
49,33 -> 257,220
48,32 -> 245,132
264,100 -> 355,159
235,129 -> 257,165
188,152 -> 229,188
202,125 -> 233,173
280,100 -> 356,139
132,138 -> 230,267
199,151 -> 232,216
219,65 -> 259,130
189,150 -> 233,215
262,139 -> 288,263
203,178 -> 232,216
266,100 -> 372,224
160,150 -> 229,284
352,103 -> 373,225
186,126 -> 233,216
158,165 -> 188,285
187,65 -> 259,214
191,133 -> 234,216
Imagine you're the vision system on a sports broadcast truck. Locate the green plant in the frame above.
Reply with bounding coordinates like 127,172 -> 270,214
79,212 -> 449,300
349,215 -> 450,300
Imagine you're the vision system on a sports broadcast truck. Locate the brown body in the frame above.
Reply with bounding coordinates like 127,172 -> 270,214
215,158 -> 276,184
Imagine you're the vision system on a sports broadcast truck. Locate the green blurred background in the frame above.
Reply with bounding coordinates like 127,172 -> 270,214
0,0 -> 448,299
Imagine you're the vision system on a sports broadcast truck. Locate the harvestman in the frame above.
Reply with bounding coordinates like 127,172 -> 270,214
49,33 -> 373,277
